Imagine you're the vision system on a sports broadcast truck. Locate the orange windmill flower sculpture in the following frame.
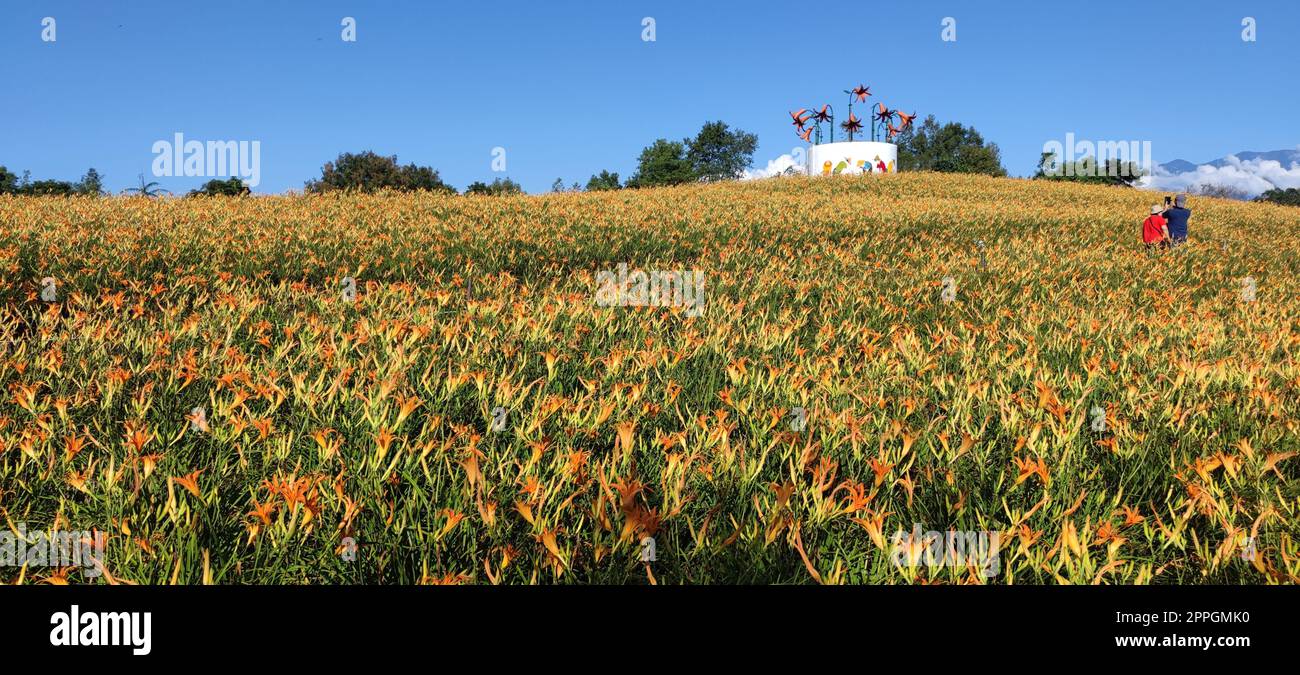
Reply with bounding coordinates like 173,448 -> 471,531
888,110 -> 917,140
842,84 -> 871,141
840,112 -> 864,139
790,108 -> 810,131
790,105 -> 829,144
873,103 -> 894,142
814,104 -> 835,144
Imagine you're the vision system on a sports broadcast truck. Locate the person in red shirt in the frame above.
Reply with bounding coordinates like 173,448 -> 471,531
1142,204 -> 1170,252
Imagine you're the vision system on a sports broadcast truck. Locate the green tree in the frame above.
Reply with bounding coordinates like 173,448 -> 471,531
1033,151 -> 1145,187
305,151 -> 456,194
0,166 -> 17,194
1256,187 -> 1300,206
464,177 -> 523,196
20,180 -> 76,196
585,170 -> 621,191
895,115 -> 1006,176
628,139 -> 696,188
75,168 -> 105,196
189,177 -> 251,197
686,121 -> 758,182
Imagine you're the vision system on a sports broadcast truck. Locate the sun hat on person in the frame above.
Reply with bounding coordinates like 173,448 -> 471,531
1150,204 -> 1162,214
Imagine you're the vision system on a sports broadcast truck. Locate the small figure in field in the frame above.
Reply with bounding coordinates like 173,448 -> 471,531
1162,193 -> 1191,246
1142,204 -> 1171,252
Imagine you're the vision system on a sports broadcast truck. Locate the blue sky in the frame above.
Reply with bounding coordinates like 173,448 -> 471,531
2,1 -> 1297,194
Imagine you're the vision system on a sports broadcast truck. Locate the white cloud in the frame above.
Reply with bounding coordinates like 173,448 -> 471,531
742,153 -> 805,180
1138,155 -> 1300,197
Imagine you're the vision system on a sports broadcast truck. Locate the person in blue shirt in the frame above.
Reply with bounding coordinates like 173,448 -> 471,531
1162,194 -> 1191,245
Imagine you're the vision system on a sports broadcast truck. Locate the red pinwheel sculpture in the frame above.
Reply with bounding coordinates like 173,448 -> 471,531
792,83 -> 915,144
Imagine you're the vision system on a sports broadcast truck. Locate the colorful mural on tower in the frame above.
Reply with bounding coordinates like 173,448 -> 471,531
791,83 -> 914,176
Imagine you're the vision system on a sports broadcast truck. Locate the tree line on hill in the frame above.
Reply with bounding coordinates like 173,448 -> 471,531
0,117 -> 1006,199
12,117 -> 1291,205
1254,187 -> 1300,206
0,166 -> 105,196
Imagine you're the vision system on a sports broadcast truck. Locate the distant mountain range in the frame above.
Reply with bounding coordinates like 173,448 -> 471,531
1144,148 -> 1300,197
1158,149 -> 1300,175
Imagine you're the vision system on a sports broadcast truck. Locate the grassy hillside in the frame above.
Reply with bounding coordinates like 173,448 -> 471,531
1,172 -> 1297,584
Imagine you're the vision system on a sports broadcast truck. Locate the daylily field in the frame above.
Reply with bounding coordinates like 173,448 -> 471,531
1,172 -> 1297,584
